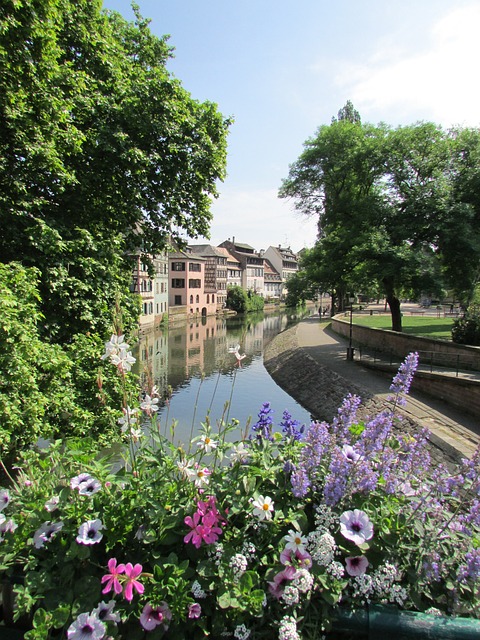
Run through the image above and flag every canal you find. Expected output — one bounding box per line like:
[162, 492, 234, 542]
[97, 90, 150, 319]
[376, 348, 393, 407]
[134, 308, 315, 445]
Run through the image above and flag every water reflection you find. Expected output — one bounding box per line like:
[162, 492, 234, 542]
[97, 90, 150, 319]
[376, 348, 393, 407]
[134, 309, 314, 444]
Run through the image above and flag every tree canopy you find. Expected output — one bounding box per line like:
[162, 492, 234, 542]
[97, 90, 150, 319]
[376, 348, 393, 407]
[0, 0, 230, 341]
[280, 103, 480, 331]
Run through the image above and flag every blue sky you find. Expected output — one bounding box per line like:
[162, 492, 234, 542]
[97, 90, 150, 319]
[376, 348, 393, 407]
[102, 0, 480, 252]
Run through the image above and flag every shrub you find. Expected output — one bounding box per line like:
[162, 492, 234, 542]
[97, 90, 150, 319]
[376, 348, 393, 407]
[452, 307, 480, 345]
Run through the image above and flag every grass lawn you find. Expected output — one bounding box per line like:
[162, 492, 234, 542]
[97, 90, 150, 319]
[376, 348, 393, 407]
[352, 314, 455, 340]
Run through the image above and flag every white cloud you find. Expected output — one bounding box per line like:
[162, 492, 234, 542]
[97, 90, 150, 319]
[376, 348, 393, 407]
[333, 5, 480, 128]
[204, 186, 318, 252]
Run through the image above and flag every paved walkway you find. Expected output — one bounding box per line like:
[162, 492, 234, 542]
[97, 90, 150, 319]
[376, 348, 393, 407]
[296, 316, 480, 459]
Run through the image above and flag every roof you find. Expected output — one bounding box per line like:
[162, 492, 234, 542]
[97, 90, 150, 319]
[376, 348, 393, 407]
[216, 246, 241, 265]
[188, 244, 226, 258]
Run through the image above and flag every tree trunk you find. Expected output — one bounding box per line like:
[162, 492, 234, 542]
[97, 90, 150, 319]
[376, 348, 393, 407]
[383, 277, 402, 332]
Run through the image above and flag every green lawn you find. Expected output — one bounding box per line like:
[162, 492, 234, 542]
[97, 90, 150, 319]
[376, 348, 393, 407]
[352, 314, 455, 340]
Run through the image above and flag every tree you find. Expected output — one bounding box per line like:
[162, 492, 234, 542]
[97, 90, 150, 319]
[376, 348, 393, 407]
[0, 0, 230, 341]
[280, 107, 454, 331]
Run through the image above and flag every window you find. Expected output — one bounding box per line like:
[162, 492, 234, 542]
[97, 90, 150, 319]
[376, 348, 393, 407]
[171, 279, 185, 288]
[189, 279, 201, 288]
[172, 262, 185, 271]
[196, 295, 199, 303]
[174, 295, 182, 305]
[212, 294, 215, 303]
[206, 294, 210, 303]
[190, 295, 193, 304]
[189, 263, 201, 272]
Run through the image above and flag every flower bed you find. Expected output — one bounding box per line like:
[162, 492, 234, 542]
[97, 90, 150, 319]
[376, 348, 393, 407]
[0, 340, 479, 639]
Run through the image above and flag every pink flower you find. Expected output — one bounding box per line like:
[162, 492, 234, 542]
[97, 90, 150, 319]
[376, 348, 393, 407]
[268, 565, 298, 599]
[188, 603, 202, 619]
[280, 546, 313, 569]
[345, 555, 369, 576]
[101, 558, 125, 595]
[184, 511, 222, 548]
[123, 563, 144, 601]
[140, 602, 172, 631]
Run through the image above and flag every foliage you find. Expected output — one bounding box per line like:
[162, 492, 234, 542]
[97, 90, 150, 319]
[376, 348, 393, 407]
[227, 287, 264, 314]
[279, 103, 480, 331]
[452, 308, 480, 345]
[0, 263, 136, 461]
[227, 286, 249, 313]
[1, 340, 480, 639]
[0, 0, 230, 341]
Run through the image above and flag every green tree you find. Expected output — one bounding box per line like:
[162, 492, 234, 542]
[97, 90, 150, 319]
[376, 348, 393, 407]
[227, 285, 248, 313]
[280, 107, 452, 331]
[0, 0, 230, 341]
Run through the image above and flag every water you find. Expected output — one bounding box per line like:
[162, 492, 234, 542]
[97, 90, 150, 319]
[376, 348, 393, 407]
[135, 308, 315, 445]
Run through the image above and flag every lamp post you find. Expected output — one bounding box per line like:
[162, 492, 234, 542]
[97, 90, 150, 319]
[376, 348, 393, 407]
[346, 303, 354, 361]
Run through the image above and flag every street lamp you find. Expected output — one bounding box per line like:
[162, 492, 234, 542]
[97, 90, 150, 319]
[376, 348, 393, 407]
[346, 301, 355, 361]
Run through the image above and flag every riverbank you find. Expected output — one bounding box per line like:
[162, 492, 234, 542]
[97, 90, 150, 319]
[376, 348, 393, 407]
[263, 317, 480, 464]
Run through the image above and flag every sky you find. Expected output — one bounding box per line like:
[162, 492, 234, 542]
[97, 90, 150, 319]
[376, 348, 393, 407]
[102, 0, 480, 253]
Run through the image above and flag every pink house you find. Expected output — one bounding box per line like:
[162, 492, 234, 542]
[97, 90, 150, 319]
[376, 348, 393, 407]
[168, 249, 217, 319]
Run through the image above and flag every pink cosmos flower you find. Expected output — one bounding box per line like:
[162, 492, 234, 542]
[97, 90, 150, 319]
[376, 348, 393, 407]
[101, 558, 125, 595]
[123, 563, 144, 601]
[345, 555, 369, 576]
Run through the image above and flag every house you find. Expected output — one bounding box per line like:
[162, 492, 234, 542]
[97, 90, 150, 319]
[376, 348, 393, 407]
[216, 246, 242, 291]
[218, 238, 265, 297]
[154, 252, 169, 324]
[168, 249, 217, 320]
[188, 244, 228, 311]
[263, 259, 283, 300]
[131, 256, 155, 329]
[263, 245, 299, 299]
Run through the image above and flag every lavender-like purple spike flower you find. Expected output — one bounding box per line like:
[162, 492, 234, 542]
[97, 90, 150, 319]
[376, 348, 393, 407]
[388, 352, 419, 405]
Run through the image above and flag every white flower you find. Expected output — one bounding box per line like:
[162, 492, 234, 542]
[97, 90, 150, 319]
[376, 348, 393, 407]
[67, 612, 106, 640]
[33, 521, 63, 548]
[229, 441, 250, 464]
[185, 464, 211, 488]
[140, 394, 159, 414]
[197, 434, 218, 453]
[284, 529, 307, 553]
[252, 495, 274, 521]
[76, 519, 104, 545]
[77, 477, 102, 497]
[92, 600, 120, 624]
[342, 444, 361, 463]
[45, 496, 60, 512]
[101, 334, 129, 360]
[278, 615, 300, 640]
[234, 623, 251, 640]
[292, 568, 314, 593]
[340, 509, 374, 546]
[0, 489, 10, 511]
[308, 530, 336, 566]
[0, 516, 17, 541]
[282, 585, 300, 606]
[110, 349, 136, 373]
[70, 473, 93, 490]
[118, 406, 138, 430]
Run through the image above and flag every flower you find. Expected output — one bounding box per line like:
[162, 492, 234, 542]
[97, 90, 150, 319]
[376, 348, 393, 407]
[101, 334, 129, 360]
[123, 562, 144, 601]
[33, 521, 63, 548]
[229, 441, 250, 464]
[346, 555, 369, 576]
[110, 348, 136, 373]
[234, 623, 251, 639]
[284, 529, 307, 553]
[45, 496, 60, 512]
[342, 444, 361, 463]
[118, 406, 138, 431]
[197, 433, 218, 453]
[0, 516, 17, 541]
[268, 565, 298, 599]
[70, 473, 93, 490]
[0, 489, 10, 511]
[185, 464, 212, 488]
[252, 495, 274, 520]
[140, 394, 159, 415]
[92, 600, 120, 624]
[77, 477, 102, 496]
[340, 509, 374, 546]
[67, 612, 106, 640]
[188, 603, 202, 619]
[101, 558, 125, 595]
[140, 602, 171, 631]
[76, 519, 104, 545]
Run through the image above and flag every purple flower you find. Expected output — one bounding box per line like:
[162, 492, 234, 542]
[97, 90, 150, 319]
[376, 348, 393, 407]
[140, 602, 172, 631]
[280, 410, 304, 440]
[268, 565, 298, 599]
[388, 352, 419, 402]
[342, 444, 361, 463]
[0, 489, 10, 511]
[92, 600, 120, 624]
[76, 519, 104, 545]
[345, 555, 369, 576]
[339, 509, 374, 546]
[33, 521, 63, 548]
[332, 394, 362, 441]
[251, 402, 274, 441]
[188, 603, 202, 619]
[78, 477, 102, 496]
[67, 612, 105, 640]
[70, 473, 93, 490]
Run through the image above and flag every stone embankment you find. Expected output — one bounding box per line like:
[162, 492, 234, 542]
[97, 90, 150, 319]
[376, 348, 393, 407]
[263, 321, 475, 466]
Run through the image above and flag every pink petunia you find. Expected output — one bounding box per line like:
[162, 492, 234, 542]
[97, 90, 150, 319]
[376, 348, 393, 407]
[101, 558, 125, 595]
[345, 555, 369, 577]
[123, 562, 144, 601]
[268, 565, 298, 599]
